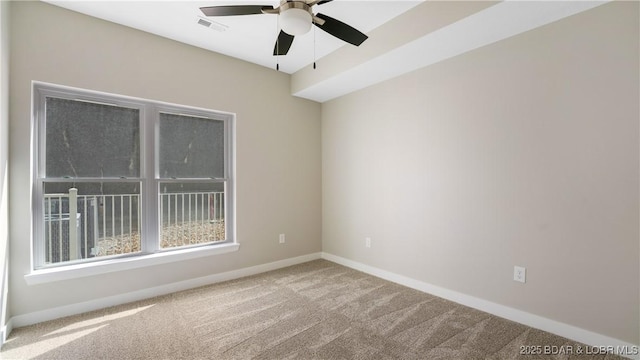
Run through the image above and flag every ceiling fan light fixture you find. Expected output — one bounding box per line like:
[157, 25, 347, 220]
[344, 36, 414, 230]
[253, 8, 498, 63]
[280, 3, 312, 36]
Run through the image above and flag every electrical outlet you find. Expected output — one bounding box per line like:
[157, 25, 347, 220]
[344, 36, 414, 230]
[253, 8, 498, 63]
[279, 234, 285, 244]
[513, 266, 526, 283]
[365, 237, 371, 248]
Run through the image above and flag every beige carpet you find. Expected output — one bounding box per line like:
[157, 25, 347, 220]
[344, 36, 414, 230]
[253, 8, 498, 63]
[0, 260, 624, 359]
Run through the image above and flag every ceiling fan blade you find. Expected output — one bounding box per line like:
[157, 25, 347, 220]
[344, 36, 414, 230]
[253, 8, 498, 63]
[314, 13, 368, 46]
[200, 5, 273, 16]
[318, 0, 334, 4]
[273, 30, 295, 56]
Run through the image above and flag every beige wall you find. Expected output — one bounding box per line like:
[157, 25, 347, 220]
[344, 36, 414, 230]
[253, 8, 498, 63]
[8, 1, 321, 318]
[322, 1, 639, 344]
[0, 0, 11, 339]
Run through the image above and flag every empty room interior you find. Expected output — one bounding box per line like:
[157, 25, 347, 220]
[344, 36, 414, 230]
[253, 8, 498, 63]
[0, 0, 639, 358]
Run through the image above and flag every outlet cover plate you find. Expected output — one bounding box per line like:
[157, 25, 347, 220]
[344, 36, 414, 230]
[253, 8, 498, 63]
[514, 266, 526, 283]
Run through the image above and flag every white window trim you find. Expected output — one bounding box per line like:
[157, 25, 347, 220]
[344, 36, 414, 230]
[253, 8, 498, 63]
[24, 242, 240, 285]
[27, 81, 237, 282]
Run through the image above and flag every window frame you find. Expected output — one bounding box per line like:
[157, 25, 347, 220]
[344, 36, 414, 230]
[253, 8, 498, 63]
[31, 82, 236, 273]
[152, 105, 232, 253]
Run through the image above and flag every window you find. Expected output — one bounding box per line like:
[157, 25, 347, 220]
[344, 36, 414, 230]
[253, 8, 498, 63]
[32, 83, 234, 269]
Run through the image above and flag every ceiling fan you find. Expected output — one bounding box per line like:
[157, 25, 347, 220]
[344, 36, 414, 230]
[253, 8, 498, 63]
[200, 0, 369, 56]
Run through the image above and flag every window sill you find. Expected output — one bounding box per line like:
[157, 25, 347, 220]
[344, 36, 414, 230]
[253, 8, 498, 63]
[24, 242, 240, 285]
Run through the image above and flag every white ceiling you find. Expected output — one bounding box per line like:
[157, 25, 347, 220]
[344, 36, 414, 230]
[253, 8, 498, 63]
[42, 0, 610, 103]
[42, 0, 422, 74]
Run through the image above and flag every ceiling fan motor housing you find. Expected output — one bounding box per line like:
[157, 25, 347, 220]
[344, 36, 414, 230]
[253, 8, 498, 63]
[279, 2, 313, 36]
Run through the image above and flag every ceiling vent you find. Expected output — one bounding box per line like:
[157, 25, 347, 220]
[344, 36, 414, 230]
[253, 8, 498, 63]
[197, 17, 229, 32]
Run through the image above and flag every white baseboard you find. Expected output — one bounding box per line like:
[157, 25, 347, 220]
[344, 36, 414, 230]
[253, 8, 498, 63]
[321, 252, 639, 360]
[0, 318, 9, 348]
[10, 252, 322, 329]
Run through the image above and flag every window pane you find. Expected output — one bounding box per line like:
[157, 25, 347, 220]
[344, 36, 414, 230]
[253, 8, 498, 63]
[159, 113, 224, 179]
[159, 182, 225, 249]
[43, 182, 141, 265]
[45, 98, 140, 178]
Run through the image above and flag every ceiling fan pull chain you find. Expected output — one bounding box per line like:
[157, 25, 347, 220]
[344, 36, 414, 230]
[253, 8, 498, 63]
[276, 19, 280, 71]
[313, 24, 317, 70]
